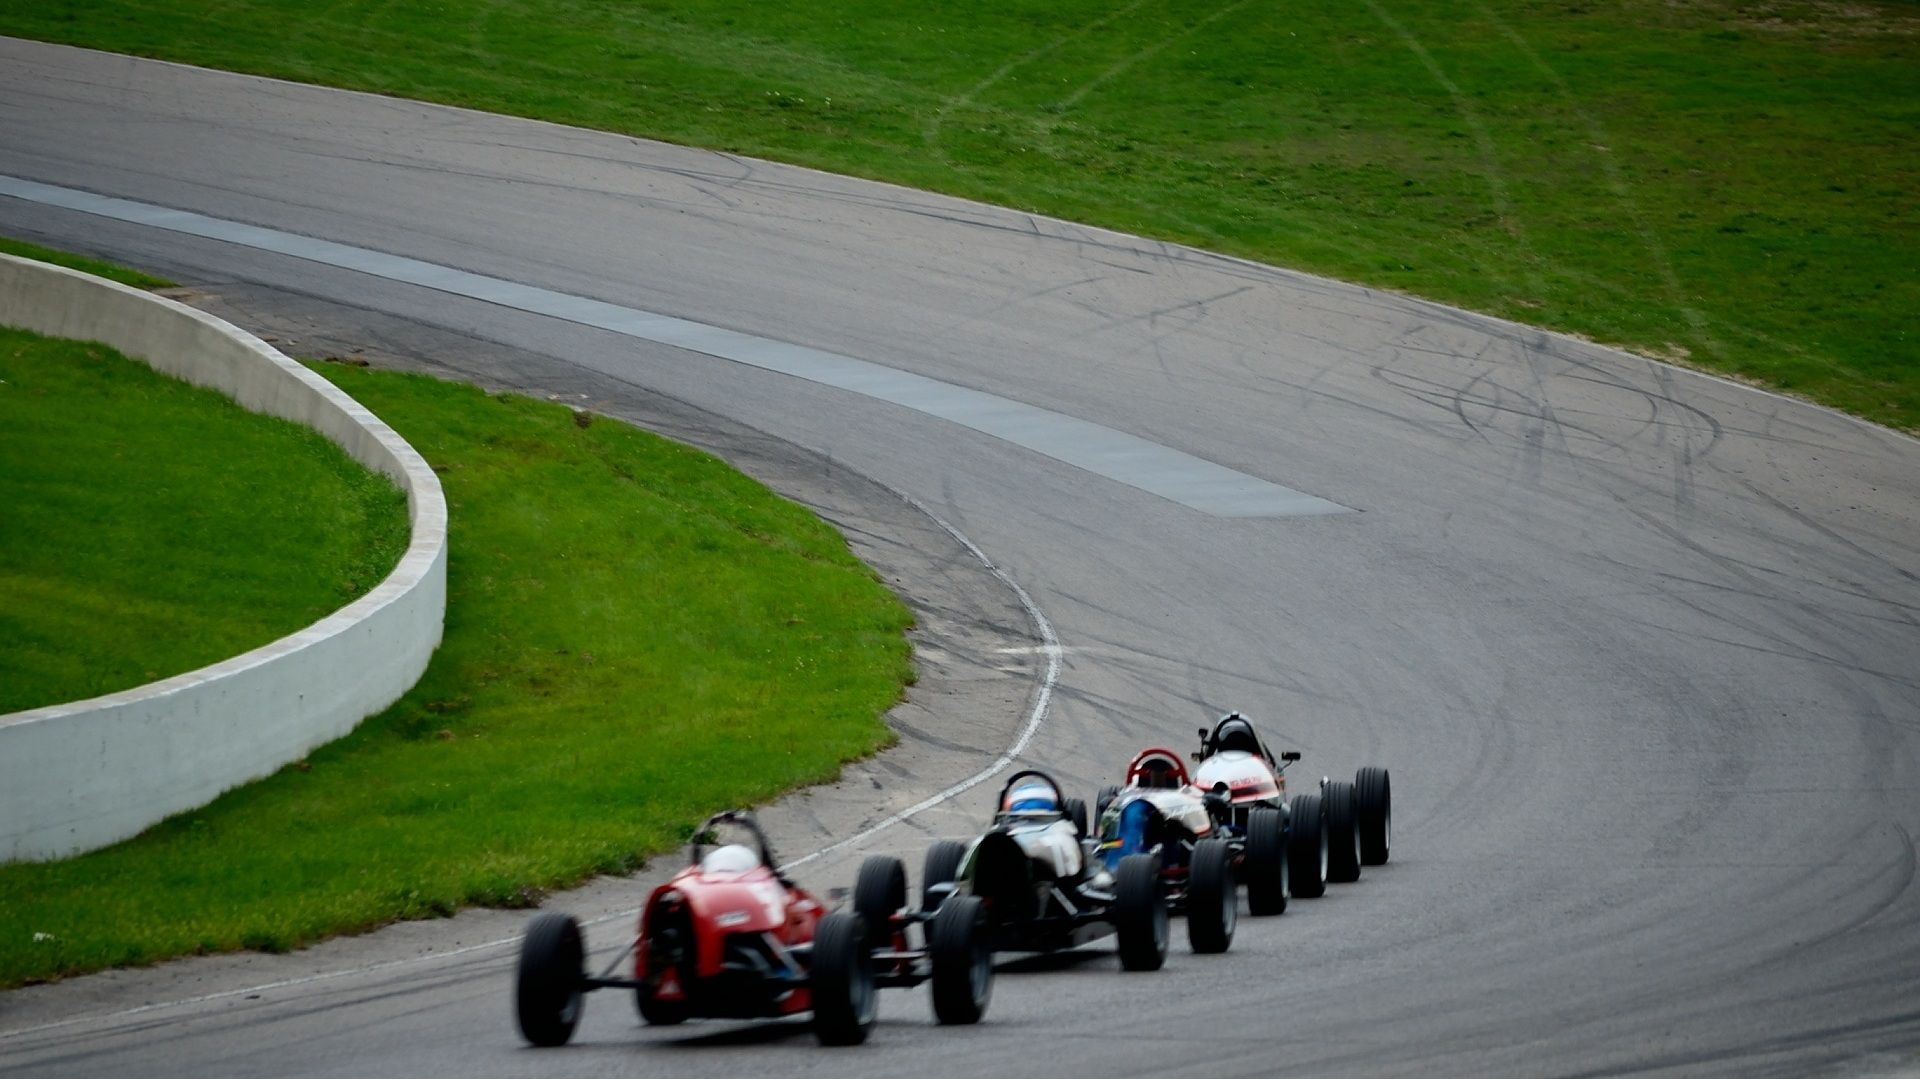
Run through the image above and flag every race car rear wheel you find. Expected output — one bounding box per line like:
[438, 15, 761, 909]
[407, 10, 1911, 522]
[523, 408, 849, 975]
[853, 855, 908, 950]
[515, 913, 584, 1047]
[810, 912, 877, 1046]
[1245, 806, 1288, 916]
[1288, 794, 1329, 899]
[1114, 853, 1169, 972]
[1325, 779, 1363, 884]
[929, 894, 993, 1024]
[1094, 784, 1120, 823]
[1356, 765, 1392, 866]
[1187, 839, 1237, 954]
[922, 839, 968, 912]
[1064, 797, 1090, 840]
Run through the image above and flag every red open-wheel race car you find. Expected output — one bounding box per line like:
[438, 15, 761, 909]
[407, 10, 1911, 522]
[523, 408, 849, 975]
[514, 810, 992, 1048]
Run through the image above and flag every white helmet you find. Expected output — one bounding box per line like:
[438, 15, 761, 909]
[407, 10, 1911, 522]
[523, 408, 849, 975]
[699, 843, 759, 874]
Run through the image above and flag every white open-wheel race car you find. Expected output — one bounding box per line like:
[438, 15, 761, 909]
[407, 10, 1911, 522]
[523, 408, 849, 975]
[914, 770, 1227, 972]
[1181, 712, 1391, 895]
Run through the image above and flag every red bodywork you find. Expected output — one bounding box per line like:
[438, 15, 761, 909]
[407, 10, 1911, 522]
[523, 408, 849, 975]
[1193, 750, 1285, 805]
[634, 862, 827, 1015]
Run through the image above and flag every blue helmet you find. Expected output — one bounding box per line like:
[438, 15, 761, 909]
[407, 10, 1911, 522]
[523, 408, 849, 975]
[1003, 778, 1061, 816]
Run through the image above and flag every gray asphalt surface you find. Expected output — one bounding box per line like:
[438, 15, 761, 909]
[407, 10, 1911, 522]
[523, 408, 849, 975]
[2, 39, 1918, 1077]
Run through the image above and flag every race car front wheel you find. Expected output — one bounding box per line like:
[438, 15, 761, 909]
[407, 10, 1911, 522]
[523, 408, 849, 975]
[1114, 853, 1169, 972]
[811, 912, 877, 1046]
[930, 894, 993, 1024]
[636, 906, 693, 1026]
[1187, 839, 1237, 954]
[515, 913, 585, 1047]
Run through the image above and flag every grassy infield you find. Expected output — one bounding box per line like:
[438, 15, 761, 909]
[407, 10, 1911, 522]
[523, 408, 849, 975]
[0, 329, 407, 715]
[0, 339, 910, 985]
[1, 0, 1913, 986]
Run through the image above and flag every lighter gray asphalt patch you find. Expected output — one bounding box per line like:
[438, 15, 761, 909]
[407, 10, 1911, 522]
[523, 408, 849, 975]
[0, 175, 1347, 518]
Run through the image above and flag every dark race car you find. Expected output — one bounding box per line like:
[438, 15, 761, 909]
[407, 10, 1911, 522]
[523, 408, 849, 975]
[1092, 748, 1291, 940]
[513, 810, 991, 1048]
[1188, 712, 1392, 895]
[918, 770, 1202, 972]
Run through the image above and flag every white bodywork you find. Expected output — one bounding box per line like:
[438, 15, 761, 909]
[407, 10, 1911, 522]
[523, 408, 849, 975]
[1126, 788, 1215, 837]
[1005, 817, 1085, 879]
[1193, 750, 1282, 803]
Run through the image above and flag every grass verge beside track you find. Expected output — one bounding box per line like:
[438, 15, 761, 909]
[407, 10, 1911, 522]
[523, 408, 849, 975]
[0, 327, 407, 713]
[0, 362, 913, 988]
[0, 1, 1911, 428]
[0, 238, 174, 290]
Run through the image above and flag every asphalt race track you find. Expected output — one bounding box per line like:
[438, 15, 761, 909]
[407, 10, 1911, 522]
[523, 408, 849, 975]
[2, 39, 1917, 1077]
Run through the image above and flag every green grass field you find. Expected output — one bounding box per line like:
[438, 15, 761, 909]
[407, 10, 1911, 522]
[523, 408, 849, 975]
[0, 361, 913, 988]
[1, 1, 1911, 428]
[0, 327, 406, 713]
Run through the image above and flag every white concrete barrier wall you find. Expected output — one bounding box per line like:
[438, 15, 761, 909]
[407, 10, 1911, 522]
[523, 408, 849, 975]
[0, 254, 448, 861]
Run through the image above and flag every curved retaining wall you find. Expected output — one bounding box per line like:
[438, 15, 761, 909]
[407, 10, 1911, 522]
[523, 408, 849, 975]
[0, 254, 448, 861]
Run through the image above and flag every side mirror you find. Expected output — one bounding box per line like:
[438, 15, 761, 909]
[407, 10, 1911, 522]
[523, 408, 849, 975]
[1190, 751, 1204, 762]
[1281, 751, 1302, 762]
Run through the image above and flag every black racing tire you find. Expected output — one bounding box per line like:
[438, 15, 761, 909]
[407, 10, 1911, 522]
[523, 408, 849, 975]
[853, 855, 908, 949]
[810, 912, 877, 1046]
[1095, 784, 1121, 823]
[1356, 766, 1392, 866]
[1064, 797, 1090, 840]
[929, 894, 993, 1025]
[922, 839, 968, 912]
[1325, 779, 1362, 884]
[1113, 853, 1169, 972]
[1186, 839, 1237, 954]
[515, 913, 584, 1047]
[1288, 794, 1329, 899]
[1245, 806, 1289, 916]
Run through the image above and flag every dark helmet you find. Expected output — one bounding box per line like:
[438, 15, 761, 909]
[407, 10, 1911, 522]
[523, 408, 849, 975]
[1137, 754, 1182, 789]
[1212, 713, 1261, 756]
